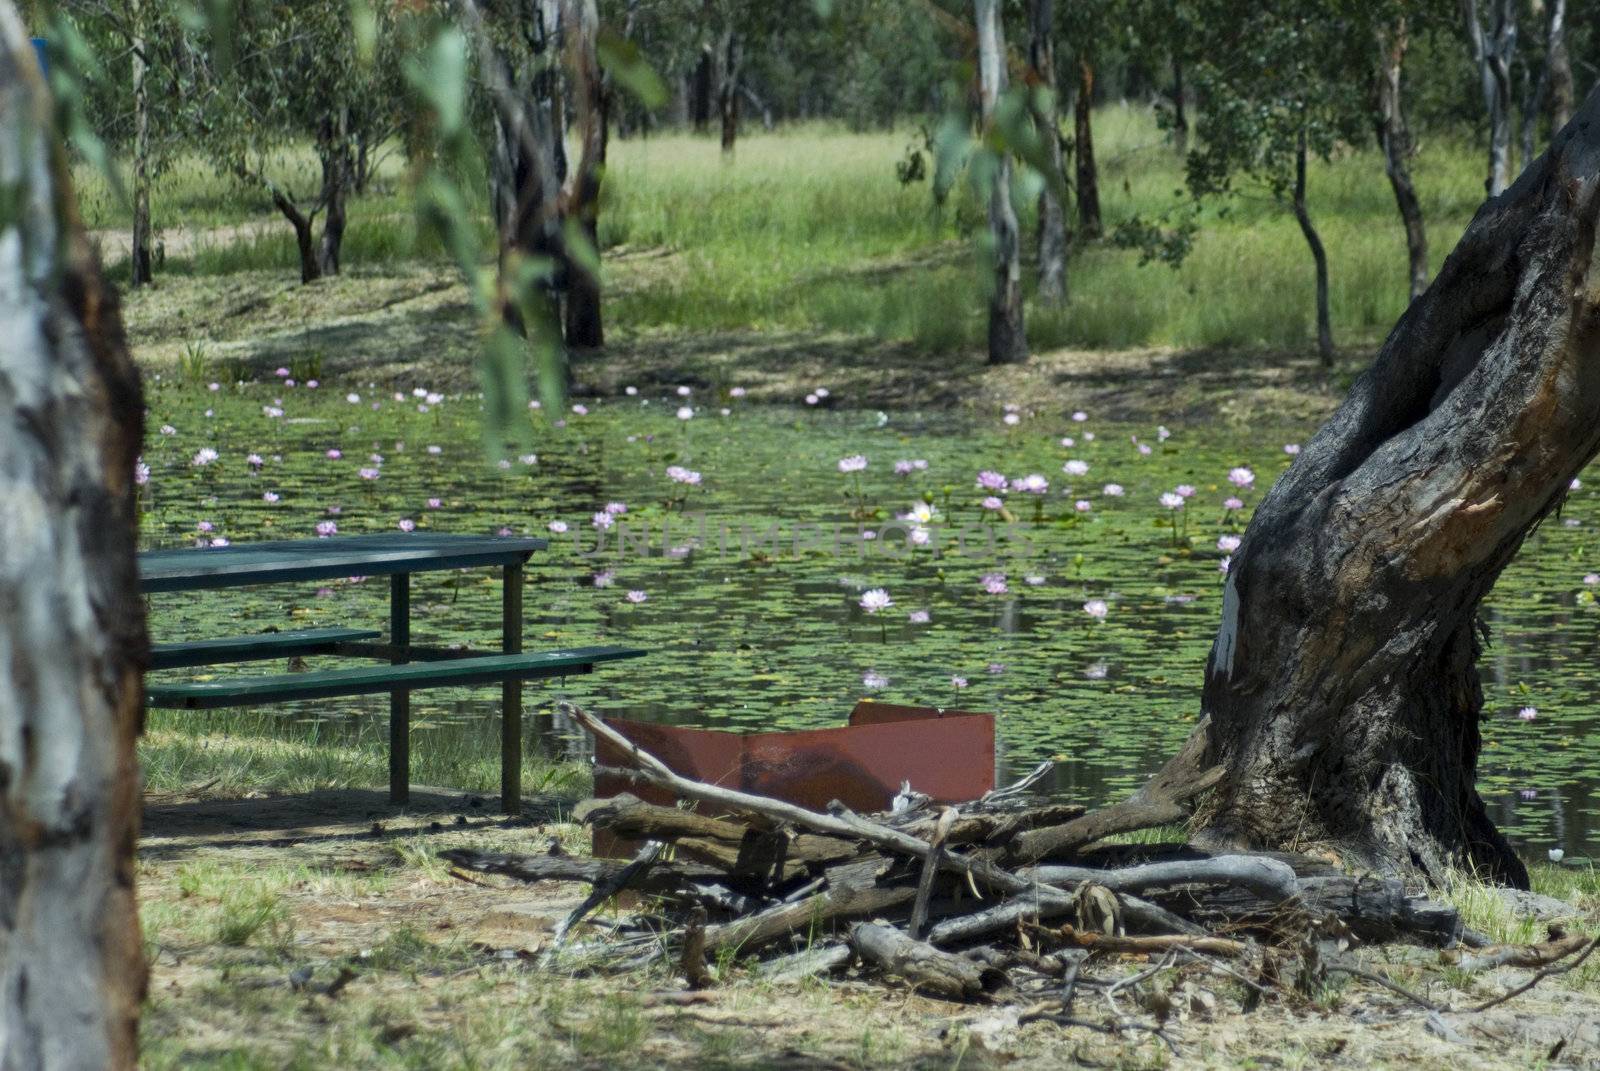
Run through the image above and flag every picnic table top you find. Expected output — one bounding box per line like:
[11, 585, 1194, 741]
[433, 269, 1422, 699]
[138, 533, 548, 593]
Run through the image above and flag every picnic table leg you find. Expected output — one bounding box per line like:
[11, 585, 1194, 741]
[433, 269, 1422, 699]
[390, 572, 410, 805]
[501, 561, 524, 815]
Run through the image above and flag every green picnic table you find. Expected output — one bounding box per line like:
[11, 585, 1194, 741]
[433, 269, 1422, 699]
[139, 533, 646, 814]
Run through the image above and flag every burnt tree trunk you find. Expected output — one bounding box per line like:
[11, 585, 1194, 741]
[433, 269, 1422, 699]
[1188, 86, 1600, 889]
[717, 29, 740, 155]
[1375, 19, 1429, 302]
[562, 0, 604, 349]
[1289, 131, 1334, 365]
[1073, 58, 1101, 240]
[0, 9, 149, 1066]
[1462, 0, 1517, 197]
[975, 0, 1026, 365]
[129, 0, 152, 288]
[1028, 0, 1067, 304]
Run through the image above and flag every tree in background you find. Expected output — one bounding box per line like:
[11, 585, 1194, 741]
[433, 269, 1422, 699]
[1461, 0, 1516, 196]
[973, 0, 1024, 365]
[1183, 2, 1373, 365]
[1059, 0, 1106, 239]
[191, 1, 405, 283]
[62, 0, 187, 287]
[1027, 0, 1067, 303]
[0, 6, 148, 1066]
[1374, 12, 1429, 301]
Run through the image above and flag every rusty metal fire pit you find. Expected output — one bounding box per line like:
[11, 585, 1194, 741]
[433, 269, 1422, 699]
[592, 700, 995, 856]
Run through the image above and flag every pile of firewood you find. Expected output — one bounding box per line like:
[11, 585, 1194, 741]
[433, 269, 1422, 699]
[441, 705, 1597, 1044]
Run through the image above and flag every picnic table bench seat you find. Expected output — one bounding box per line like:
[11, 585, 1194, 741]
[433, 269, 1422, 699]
[150, 627, 383, 670]
[146, 645, 648, 710]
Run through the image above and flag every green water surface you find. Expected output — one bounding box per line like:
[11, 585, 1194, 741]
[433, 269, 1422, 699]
[138, 377, 1600, 861]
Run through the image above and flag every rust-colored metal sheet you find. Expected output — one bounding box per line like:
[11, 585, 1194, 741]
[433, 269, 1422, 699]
[592, 700, 994, 856]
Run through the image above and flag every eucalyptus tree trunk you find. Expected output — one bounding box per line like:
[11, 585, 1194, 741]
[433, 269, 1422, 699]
[974, 0, 1025, 365]
[1170, 56, 1188, 156]
[314, 109, 352, 278]
[562, 0, 604, 349]
[267, 187, 322, 284]
[1520, 0, 1571, 158]
[1375, 19, 1428, 302]
[1185, 87, 1600, 889]
[0, 8, 149, 1067]
[1546, 0, 1572, 131]
[1288, 132, 1334, 365]
[1073, 59, 1101, 239]
[486, 0, 566, 342]
[717, 28, 740, 155]
[1462, 0, 1517, 197]
[128, 0, 152, 287]
[1028, 0, 1067, 304]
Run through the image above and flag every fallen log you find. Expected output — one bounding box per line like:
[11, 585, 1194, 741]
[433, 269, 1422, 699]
[1022, 855, 1300, 903]
[849, 922, 1004, 1000]
[1008, 764, 1225, 864]
[1049, 924, 1249, 957]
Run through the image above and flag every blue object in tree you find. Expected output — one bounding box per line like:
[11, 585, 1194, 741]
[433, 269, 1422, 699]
[30, 36, 46, 79]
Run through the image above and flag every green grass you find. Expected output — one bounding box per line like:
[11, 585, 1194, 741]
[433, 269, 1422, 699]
[140, 708, 589, 800]
[87, 107, 1499, 357]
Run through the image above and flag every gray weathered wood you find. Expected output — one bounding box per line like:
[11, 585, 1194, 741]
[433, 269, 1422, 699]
[850, 922, 1003, 1000]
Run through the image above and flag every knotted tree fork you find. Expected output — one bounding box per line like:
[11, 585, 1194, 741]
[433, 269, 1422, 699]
[1179, 84, 1600, 888]
[0, 8, 148, 1067]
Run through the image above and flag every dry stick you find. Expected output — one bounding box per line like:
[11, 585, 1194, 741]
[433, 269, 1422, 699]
[1010, 764, 1225, 864]
[1444, 933, 1591, 973]
[548, 838, 665, 955]
[1322, 963, 1444, 1012]
[1465, 935, 1600, 1013]
[1052, 925, 1249, 957]
[909, 808, 957, 940]
[573, 706, 1172, 929]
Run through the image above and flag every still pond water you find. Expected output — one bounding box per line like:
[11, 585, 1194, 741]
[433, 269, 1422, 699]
[140, 378, 1600, 862]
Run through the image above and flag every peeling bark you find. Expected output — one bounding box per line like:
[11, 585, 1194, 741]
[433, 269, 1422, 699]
[1189, 86, 1600, 888]
[0, 7, 148, 1067]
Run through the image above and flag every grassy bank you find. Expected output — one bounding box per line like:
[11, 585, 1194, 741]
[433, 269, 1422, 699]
[91, 107, 1493, 362]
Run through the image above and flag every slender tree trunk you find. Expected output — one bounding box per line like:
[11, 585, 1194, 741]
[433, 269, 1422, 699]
[562, 0, 604, 349]
[1546, 0, 1572, 130]
[0, 9, 149, 1066]
[1073, 58, 1102, 240]
[315, 110, 351, 278]
[1375, 19, 1429, 301]
[1028, 0, 1067, 304]
[268, 187, 322, 284]
[1170, 56, 1188, 155]
[975, 0, 1026, 365]
[717, 29, 740, 155]
[1186, 87, 1600, 890]
[1462, 0, 1517, 196]
[129, 0, 152, 287]
[1290, 131, 1334, 365]
[690, 45, 713, 133]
